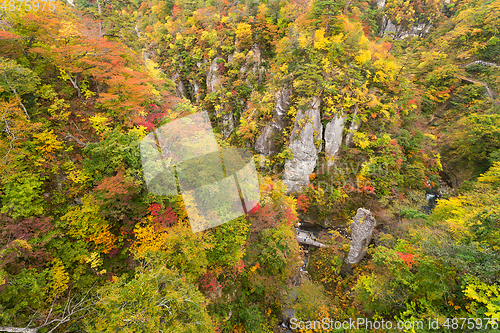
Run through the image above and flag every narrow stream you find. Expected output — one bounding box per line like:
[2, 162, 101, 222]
[281, 189, 439, 331]
[423, 190, 439, 214]
[281, 223, 328, 331]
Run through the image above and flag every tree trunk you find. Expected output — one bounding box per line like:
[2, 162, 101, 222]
[97, 0, 102, 36]
[344, 0, 353, 15]
[65, 133, 87, 146]
[66, 71, 82, 98]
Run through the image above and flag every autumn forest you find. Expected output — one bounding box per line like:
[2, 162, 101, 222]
[0, 0, 499, 331]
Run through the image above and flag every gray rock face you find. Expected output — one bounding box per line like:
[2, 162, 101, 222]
[254, 88, 291, 155]
[346, 208, 377, 264]
[192, 81, 201, 103]
[398, 23, 431, 39]
[344, 104, 361, 148]
[247, 44, 262, 69]
[206, 57, 234, 138]
[239, 44, 266, 88]
[283, 97, 322, 193]
[380, 16, 398, 37]
[254, 123, 281, 155]
[172, 72, 187, 99]
[381, 16, 431, 39]
[207, 57, 222, 93]
[324, 112, 346, 167]
[220, 111, 235, 139]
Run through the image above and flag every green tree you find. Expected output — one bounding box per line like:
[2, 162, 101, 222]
[0, 172, 45, 219]
[86, 259, 215, 333]
[0, 57, 40, 120]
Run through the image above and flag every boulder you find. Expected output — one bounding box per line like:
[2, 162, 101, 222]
[346, 208, 377, 264]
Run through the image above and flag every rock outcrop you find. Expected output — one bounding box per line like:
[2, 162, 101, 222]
[248, 44, 265, 86]
[207, 57, 222, 93]
[219, 111, 235, 139]
[344, 104, 361, 148]
[172, 72, 188, 99]
[377, 0, 432, 39]
[324, 112, 346, 167]
[206, 57, 235, 138]
[380, 17, 431, 39]
[247, 44, 262, 70]
[254, 88, 291, 155]
[460, 60, 500, 68]
[283, 97, 322, 193]
[346, 208, 377, 264]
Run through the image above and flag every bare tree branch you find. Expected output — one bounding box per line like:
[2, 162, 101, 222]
[65, 71, 82, 98]
[1, 73, 29, 120]
[0, 326, 38, 332]
[0, 285, 97, 333]
[65, 133, 87, 146]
